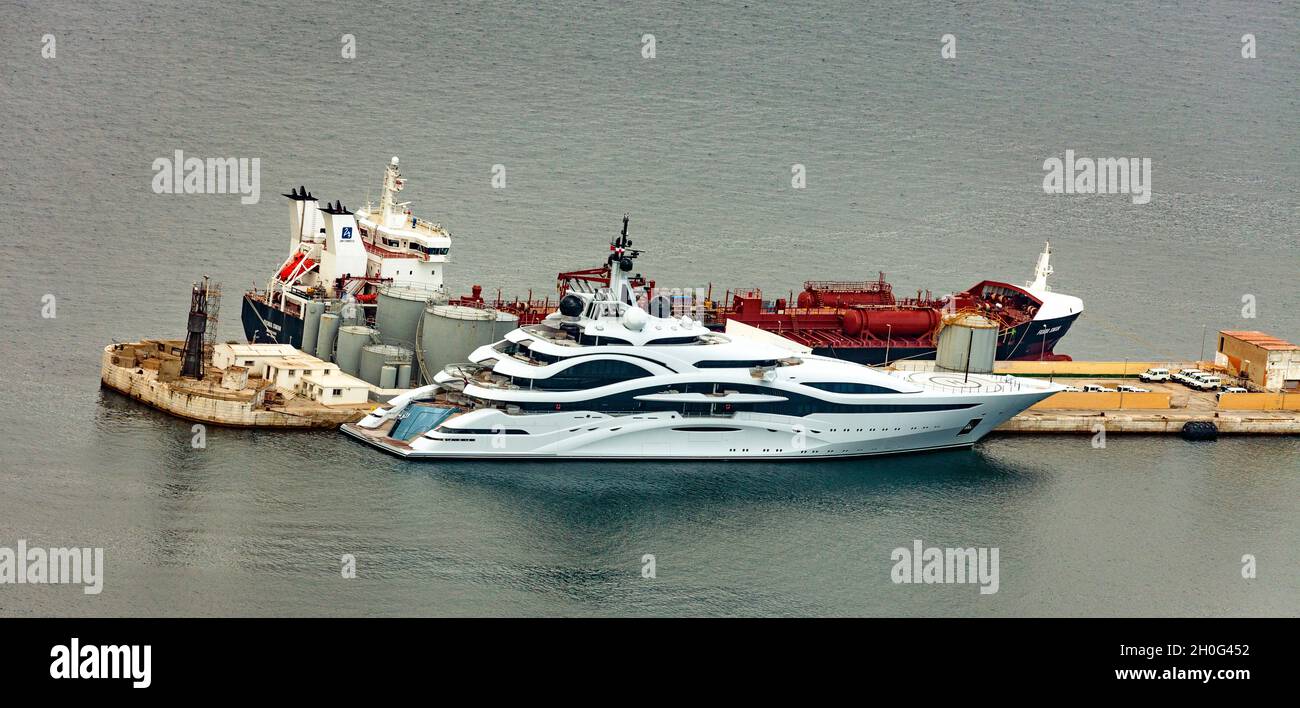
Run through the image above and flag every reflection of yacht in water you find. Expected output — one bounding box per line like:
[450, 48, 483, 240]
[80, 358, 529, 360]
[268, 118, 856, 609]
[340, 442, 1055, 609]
[241, 157, 451, 347]
[341, 217, 1063, 460]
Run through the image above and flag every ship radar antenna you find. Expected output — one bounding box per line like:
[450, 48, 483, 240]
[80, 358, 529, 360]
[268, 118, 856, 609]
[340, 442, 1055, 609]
[602, 214, 644, 307]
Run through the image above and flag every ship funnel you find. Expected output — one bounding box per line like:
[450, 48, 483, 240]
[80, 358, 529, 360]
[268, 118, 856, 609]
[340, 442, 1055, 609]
[319, 201, 366, 279]
[286, 184, 317, 248]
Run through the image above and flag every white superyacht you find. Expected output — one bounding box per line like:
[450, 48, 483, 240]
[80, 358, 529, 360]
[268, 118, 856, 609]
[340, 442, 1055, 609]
[341, 218, 1062, 459]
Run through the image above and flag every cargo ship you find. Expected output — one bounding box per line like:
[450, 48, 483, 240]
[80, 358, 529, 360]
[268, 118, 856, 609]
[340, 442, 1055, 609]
[241, 156, 454, 350]
[696, 243, 1083, 365]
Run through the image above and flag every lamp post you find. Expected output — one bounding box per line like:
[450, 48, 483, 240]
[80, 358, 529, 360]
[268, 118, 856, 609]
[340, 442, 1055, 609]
[1199, 324, 1207, 366]
[1120, 357, 1127, 409]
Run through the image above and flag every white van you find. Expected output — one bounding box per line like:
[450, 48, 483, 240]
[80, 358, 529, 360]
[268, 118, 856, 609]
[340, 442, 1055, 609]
[1139, 368, 1169, 382]
[1172, 369, 1204, 386]
[1191, 373, 1222, 391]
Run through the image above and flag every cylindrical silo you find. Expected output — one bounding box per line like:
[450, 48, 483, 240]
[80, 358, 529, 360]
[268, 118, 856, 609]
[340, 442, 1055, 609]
[396, 363, 412, 389]
[935, 313, 998, 373]
[336, 325, 378, 376]
[315, 313, 340, 362]
[492, 310, 520, 340]
[420, 304, 498, 381]
[360, 343, 412, 386]
[379, 365, 397, 389]
[376, 283, 438, 350]
[300, 300, 326, 356]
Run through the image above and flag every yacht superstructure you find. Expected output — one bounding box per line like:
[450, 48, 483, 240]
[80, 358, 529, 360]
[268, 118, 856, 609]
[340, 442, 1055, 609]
[341, 217, 1064, 460]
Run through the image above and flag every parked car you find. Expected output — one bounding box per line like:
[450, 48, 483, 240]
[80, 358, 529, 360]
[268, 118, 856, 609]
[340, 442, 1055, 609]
[1190, 373, 1223, 391]
[1138, 368, 1170, 382]
[1172, 369, 1204, 386]
[1061, 385, 1083, 392]
[1216, 387, 1249, 402]
[1082, 384, 1117, 393]
[1116, 385, 1150, 393]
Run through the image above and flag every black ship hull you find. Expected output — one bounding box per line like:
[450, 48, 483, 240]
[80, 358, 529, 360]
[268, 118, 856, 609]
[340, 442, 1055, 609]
[241, 294, 306, 346]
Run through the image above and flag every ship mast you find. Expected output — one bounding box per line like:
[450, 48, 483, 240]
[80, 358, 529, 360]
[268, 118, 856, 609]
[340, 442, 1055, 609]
[1027, 242, 1054, 292]
[379, 156, 404, 227]
[607, 214, 640, 306]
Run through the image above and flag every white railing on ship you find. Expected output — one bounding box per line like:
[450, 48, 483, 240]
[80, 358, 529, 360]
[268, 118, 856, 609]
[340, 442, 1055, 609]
[907, 375, 1024, 394]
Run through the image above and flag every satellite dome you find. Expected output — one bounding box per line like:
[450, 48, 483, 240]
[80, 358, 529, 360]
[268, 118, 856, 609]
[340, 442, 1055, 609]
[622, 306, 648, 331]
[559, 294, 584, 317]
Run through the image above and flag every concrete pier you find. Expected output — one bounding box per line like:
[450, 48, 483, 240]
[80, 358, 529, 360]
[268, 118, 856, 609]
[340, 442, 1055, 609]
[894, 359, 1300, 435]
[997, 376, 1299, 435]
[101, 341, 374, 428]
[999, 410, 1300, 434]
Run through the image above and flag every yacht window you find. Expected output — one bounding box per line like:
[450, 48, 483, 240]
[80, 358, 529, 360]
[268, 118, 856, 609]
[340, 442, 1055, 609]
[516, 360, 652, 390]
[645, 335, 702, 345]
[694, 359, 781, 369]
[508, 382, 978, 415]
[517, 343, 564, 365]
[803, 382, 899, 394]
[576, 332, 633, 346]
[438, 427, 529, 435]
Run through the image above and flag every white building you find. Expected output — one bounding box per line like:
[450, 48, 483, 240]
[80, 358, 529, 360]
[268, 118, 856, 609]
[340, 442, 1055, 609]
[263, 356, 341, 392]
[298, 373, 370, 405]
[213, 343, 300, 376]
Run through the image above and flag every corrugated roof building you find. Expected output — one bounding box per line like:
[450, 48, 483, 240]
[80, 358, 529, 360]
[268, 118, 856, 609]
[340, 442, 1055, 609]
[1216, 330, 1300, 391]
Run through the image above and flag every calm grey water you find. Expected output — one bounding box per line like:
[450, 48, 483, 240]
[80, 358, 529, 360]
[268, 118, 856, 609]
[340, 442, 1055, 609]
[1, 1, 1296, 616]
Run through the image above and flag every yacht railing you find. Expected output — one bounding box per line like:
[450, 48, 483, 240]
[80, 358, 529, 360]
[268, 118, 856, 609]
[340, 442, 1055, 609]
[902, 374, 1026, 394]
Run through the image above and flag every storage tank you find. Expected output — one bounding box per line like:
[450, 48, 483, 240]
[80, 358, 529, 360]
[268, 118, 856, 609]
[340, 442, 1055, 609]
[300, 300, 326, 356]
[841, 308, 941, 339]
[336, 325, 378, 376]
[492, 310, 520, 339]
[419, 304, 498, 381]
[315, 312, 340, 362]
[935, 313, 998, 373]
[396, 363, 412, 389]
[379, 365, 397, 389]
[797, 279, 895, 308]
[360, 344, 412, 387]
[376, 283, 439, 349]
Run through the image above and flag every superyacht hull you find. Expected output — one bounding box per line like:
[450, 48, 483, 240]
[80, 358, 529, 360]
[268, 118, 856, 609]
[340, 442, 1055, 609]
[339, 382, 1051, 460]
[341, 421, 976, 461]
